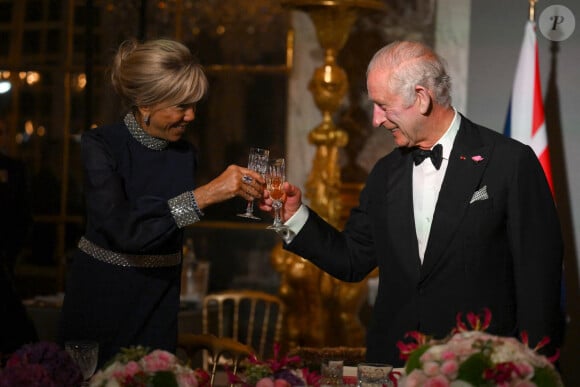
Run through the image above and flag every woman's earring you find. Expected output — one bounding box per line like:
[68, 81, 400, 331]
[144, 115, 150, 126]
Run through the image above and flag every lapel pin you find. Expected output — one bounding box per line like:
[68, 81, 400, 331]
[460, 155, 466, 160]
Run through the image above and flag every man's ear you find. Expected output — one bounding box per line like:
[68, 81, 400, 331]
[415, 85, 432, 115]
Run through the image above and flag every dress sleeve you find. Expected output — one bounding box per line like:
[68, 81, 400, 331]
[81, 131, 182, 252]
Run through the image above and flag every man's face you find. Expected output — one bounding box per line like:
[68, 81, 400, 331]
[367, 68, 422, 148]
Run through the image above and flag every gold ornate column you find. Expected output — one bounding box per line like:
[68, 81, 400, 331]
[273, 0, 385, 349]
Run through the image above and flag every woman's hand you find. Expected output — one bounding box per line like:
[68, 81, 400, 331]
[193, 164, 265, 210]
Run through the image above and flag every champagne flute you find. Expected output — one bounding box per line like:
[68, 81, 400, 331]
[237, 147, 269, 220]
[266, 158, 289, 232]
[65, 340, 99, 386]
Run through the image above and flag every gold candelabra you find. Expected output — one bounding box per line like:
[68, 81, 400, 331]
[273, 0, 385, 350]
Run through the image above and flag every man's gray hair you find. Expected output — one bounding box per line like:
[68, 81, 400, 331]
[367, 41, 452, 107]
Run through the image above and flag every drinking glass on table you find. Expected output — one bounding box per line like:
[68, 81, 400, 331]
[321, 359, 344, 386]
[65, 340, 99, 386]
[357, 362, 394, 387]
[265, 158, 289, 232]
[237, 147, 269, 220]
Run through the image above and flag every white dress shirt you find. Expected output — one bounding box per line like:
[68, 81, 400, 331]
[413, 110, 460, 262]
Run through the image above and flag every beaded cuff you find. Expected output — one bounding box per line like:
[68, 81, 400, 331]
[168, 191, 203, 228]
[191, 193, 204, 217]
[124, 112, 168, 151]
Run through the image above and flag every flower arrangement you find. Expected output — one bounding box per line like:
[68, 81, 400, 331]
[228, 343, 321, 387]
[0, 341, 83, 387]
[89, 346, 210, 387]
[397, 309, 563, 387]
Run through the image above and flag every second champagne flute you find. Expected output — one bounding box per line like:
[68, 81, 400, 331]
[266, 158, 289, 232]
[237, 147, 269, 220]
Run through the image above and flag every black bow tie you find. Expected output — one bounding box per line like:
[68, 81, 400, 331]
[413, 144, 443, 170]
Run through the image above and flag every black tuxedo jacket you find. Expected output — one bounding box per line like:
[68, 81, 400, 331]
[285, 116, 564, 367]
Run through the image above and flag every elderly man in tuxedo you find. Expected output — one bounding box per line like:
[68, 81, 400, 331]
[261, 41, 564, 367]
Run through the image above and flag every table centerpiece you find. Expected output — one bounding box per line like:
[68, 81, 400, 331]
[396, 308, 563, 387]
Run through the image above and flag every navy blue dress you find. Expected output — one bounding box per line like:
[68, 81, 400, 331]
[59, 115, 197, 366]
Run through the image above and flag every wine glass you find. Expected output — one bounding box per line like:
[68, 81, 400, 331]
[266, 158, 289, 232]
[237, 147, 270, 220]
[65, 340, 99, 386]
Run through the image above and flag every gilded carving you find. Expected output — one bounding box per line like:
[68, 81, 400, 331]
[273, 0, 385, 349]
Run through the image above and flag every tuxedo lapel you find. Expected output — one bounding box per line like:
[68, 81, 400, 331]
[384, 149, 422, 279]
[420, 119, 493, 280]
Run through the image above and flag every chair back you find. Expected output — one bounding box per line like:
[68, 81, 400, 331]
[202, 289, 285, 362]
[178, 333, 253, 387]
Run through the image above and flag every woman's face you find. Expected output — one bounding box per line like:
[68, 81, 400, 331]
[142, 103, 197, 142]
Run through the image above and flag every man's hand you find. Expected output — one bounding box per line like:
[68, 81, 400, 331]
[259, 182, 302, 222]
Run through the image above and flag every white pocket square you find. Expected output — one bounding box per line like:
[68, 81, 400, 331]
[470, 185, 489, 204]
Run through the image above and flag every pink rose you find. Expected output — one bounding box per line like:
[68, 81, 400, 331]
[142, 350, 175, 372]
[440, 360, 458, 378]
[274, 379, 291, 387]
[440, 350, 456, 361]
[177, 372, 200, 387]
[124, 361, 141, 377]
[423, 361, 440, 377]
[256, 377, 275, 387]
[400, 370, 427, 387]
[423, 375, 450, 387]
[420, 351, 434, 362]
[112, 361, 141, 380]
[513, 361, 534, 377]
[471, 155, 484, 162]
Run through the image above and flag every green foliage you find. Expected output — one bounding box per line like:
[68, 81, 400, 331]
[105, 345, 151, 367]
[532, 366, 564, 387]
[243, 364, 274, 385]
[149, 370, 179, 387]
[456, 352, 492, 386]
[404, 345, 431, 375]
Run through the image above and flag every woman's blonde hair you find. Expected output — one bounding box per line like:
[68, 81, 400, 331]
[110, 39, 208, 110]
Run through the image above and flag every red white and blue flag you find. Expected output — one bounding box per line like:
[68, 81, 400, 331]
[504, 20, 554, 194]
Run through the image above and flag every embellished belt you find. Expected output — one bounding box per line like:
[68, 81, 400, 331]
[78, 237, 181, 268]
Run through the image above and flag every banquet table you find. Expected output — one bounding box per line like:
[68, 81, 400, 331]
[23, 295, 405, 385]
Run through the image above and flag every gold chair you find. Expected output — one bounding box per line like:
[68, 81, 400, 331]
[202, 290, 285, 364]
[178, 333, 254, 387]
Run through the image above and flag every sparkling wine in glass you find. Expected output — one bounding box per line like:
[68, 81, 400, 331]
[266, 158, 289, 232]
[237, 147, 270, 220]
[65, 340, 99, 386]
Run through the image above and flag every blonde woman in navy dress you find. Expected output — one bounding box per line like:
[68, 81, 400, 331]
[59, 39, 264, 366]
